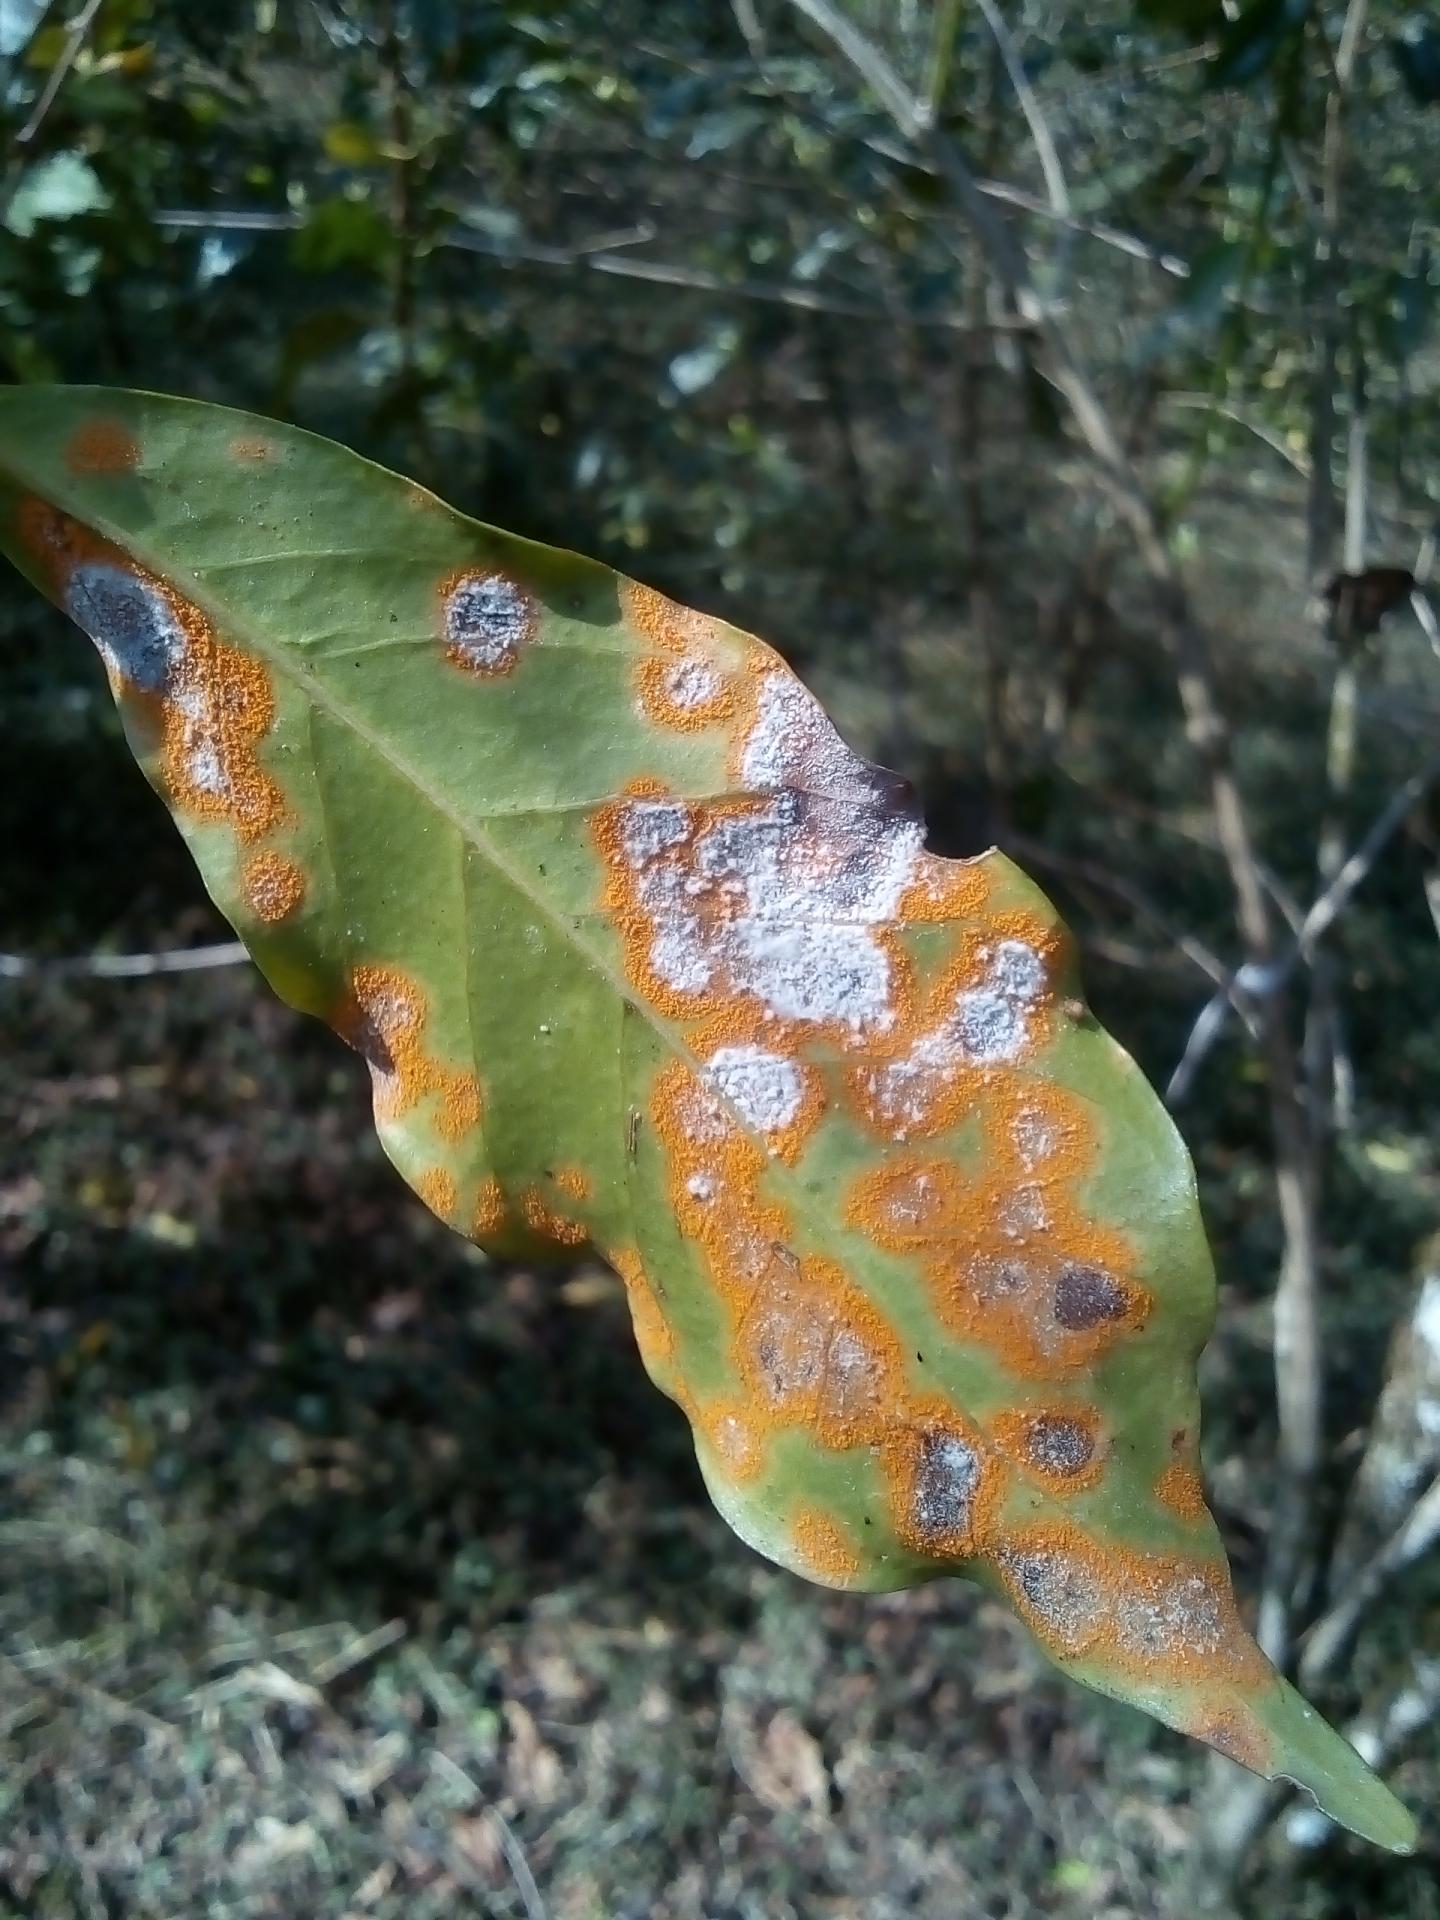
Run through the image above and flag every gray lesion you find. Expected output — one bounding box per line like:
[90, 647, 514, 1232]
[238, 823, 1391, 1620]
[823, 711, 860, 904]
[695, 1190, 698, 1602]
[66, 562, 186, 692]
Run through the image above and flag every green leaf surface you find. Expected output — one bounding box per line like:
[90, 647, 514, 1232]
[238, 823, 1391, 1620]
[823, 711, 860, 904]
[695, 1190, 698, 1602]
[0, 385, 1414, 1855]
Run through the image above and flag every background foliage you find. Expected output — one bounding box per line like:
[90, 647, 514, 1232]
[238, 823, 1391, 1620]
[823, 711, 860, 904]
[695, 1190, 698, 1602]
[1, 2, 1438, 1915]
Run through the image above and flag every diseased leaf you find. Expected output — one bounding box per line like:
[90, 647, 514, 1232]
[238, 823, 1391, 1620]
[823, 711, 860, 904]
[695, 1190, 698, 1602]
[0, 386, 1415, 1854]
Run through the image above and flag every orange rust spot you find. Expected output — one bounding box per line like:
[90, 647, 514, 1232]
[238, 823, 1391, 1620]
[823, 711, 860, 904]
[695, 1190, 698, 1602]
[518, 1169, 591, 1249]
[691, 1395, 767, 1483]
[650, 1050, 911, 1459]
[342, 964, 482, 1141]
[438, 566, 536, 679]
[737, 1251, 906, 1450]
[436, 1073, 483, 1144]
[610, 1245, 676, 1379]
[1193, 1708, 1273, 1774]
[19, 499, 285, 844]
[791, 1507, 862, 1585]
[845, 909, 1067, 1143]
[845, 1154, 973, 1253]
[990, 1520, 1268, 1687]
[473, 1175, 508, 1239]
[242, 849, 306, 923]
[897, 851, 992, 924]
[843, 1086, 1148, 1381]
[622, 578, 731, 657]
[229, 436, 275, 462]
[883, 1402, 1001, 1562]
[992, 1405, 1105, 1493]
[634, 638, 738, 733]
[415, 1166, 458, 1221]
[66, 419, 140, 475]
[1156, 1460, 1208, 1522]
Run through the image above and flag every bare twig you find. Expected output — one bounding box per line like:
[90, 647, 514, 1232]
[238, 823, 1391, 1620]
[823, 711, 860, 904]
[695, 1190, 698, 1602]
[920, 0, 963, 128]
[1166, 739, 1440, 1101]
[729, 0, 767, 63]
[1164, 393, 1311, 479]
[1298, 1470, 1440, 1688]
[14, 0, 102, 147]
[974, 0, 1069, 225]
[152, 206, 1025, 335]
[0, 941, 250, 981]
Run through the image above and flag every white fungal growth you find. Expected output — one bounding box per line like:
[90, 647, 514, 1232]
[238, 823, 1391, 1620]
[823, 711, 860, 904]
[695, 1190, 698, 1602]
[1011, 1105, 1059, 1170]
[1001, 1544, 1106, 1649]
[705, 1044, 804, 1137]
[911, 1432, 980, 1542]
[1118, 1572, 1225, 1660]
[66, 563, 187, 691]
[741, 669, 898, 805]
[663, 658, 722, 709]
[616, 665, 926, 1035]
[748, 1296, 827, 1401]
[686, 1172, 716, 1202]
[637, 788, 922, 1034]
[620, 799, 691, 866]
[445, 571, 532, 671]
[186, 734, 230, 798]
[865, 936, 1048, 1128]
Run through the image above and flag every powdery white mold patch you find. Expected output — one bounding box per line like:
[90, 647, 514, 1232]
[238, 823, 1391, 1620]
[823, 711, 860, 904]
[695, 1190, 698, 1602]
[1000, 1543, 1107, 1650]
[748, 1294, 828, 1402]
[173, 687, 232, 799]
[1117, 1571, 1226, 1661]
[911, 1431, 981, 1543]
[742, 669, 902, 808]
[620, 798, 692, 866]
[664, 658, 722, 710]
[630, 787, 923, 1034]
[1011, 1104, 1061, 1170]
[444, 570, 534, 674]
[704, 1044, 803, 1138]
[862, 936, 1048, 1134]
[66, 562, 187, 692]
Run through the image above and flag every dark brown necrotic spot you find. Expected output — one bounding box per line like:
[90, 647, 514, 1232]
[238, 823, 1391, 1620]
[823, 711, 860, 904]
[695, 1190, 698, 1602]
[1026, 1414, 1095, 1477]
[1053, 1263, 1128, 1331]
[911, 1430, 980, 1542]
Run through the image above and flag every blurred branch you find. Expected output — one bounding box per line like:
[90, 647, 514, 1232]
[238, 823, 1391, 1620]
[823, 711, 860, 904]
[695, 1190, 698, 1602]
[974, 0, 1069, 225]
[1164, 394, 1311, 479]
[728, 0, 767, 62]
[13, 0, 103, 148]
[974, 177, 1189, 277]
[1298, 1470, 1440, 1689]
[0, 942, 250, 981]
[920, 0, 962, 127]
[151, 207, 1024, 335]
[1166, 738, 1440, 1103]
